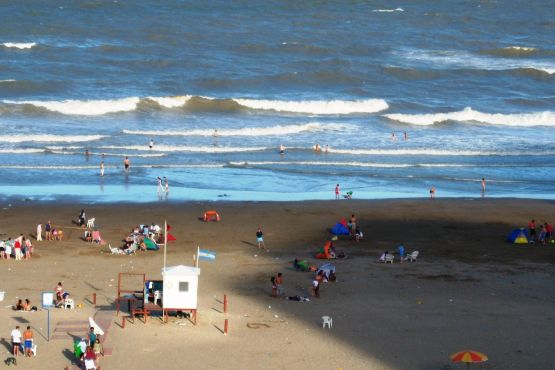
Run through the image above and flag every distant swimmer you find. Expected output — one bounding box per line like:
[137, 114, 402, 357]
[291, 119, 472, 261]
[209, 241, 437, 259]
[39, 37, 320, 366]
[85, 149, 90, 157]
[124, 156, 130, 172]
[391, 132, 396, 141]
[324, 144, 329, 153]
[314, 143, 321, 152]
[100, 161, 104, 177]
[404, 131, 408, 140]
[213, 129, 219, 137]
[149, 139, 154, 149]
[279, 144, 285, 154]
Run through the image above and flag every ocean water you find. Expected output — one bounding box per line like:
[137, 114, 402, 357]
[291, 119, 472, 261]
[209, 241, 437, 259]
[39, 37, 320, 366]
[0, 0, 554, 202]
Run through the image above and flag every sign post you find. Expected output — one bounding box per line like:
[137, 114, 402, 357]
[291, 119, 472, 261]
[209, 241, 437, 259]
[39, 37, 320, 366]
[41, 292, 54, 342]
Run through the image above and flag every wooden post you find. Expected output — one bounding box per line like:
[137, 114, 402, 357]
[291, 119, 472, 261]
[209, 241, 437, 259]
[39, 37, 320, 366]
[92, 293, 97, 306]
[223, 294, 227, 313]
[224, 319, 228, 335]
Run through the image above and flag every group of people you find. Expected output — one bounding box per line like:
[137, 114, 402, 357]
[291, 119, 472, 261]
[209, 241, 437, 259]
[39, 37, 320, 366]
[348, 214, 363, 242]
[157, 177, 170, 196]
[37, 220, 63, 241]
[75, 327, 104, 369]
[528, 219, 553, 245]
[13, 298, 36, 311]
[0, 234, 34, 260]
[121, 223, 162, 253]
[10, 325, 34, 358]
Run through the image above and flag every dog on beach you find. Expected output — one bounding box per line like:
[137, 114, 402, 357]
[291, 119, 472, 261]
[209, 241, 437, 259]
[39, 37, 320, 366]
[5, 356, 17, 366]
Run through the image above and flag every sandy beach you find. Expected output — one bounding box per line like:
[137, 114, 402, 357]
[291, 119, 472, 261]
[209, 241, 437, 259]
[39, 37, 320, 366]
[1, 198, 554, 370]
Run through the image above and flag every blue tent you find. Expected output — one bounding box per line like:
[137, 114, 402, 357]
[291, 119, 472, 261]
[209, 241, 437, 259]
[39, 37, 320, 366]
[330, 222, 349, 235]
[506, 228, 529, 243]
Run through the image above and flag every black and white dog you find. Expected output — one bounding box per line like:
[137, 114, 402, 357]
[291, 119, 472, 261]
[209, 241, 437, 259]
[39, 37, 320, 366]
[5, 356, 17, 366]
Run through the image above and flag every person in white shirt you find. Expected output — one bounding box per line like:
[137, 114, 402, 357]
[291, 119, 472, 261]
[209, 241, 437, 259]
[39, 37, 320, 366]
[36, 223, 42, 241]
[11, 325, 22, 356]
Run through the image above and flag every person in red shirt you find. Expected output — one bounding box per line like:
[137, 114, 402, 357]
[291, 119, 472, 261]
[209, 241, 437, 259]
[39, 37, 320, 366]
[545, 222, 553, 243]
[528, 219, 536, 243]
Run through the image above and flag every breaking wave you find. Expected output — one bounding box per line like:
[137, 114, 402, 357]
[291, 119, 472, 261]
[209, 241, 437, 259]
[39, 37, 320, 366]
[384, 107, 555, 127]
[372, 8, 404, 12]
[481, 46, 538, 57]
[2, 42, 36, 49]
[234, 98, 389, 114]
[0, 134, 106, 143]
[98, 145, 268, 153]
[326, 148, 552, 156]
[123, 122, 351, 137]
[2, 96, 388, 116]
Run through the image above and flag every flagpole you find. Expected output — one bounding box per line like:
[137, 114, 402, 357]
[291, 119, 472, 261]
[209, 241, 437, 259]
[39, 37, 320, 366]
[164, 220, 168, 272]
[196, 246, 199, 268]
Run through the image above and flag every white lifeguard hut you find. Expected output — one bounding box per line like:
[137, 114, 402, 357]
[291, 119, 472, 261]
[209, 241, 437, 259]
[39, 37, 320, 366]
[161, 265, 200, 322]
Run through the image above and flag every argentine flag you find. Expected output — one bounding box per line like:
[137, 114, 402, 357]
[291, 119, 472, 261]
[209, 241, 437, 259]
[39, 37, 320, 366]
[198, 249, 216, 261]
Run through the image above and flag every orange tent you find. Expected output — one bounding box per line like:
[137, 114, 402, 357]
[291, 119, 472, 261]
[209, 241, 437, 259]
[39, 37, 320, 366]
[203, 211, 221, 222]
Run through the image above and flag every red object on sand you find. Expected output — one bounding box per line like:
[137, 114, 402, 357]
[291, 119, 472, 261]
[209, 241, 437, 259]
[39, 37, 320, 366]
[166, 233, 176, 242]
[166, 224, 172, 231]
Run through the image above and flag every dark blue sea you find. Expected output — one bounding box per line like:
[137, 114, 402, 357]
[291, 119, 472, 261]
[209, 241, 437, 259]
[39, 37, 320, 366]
[0, 0, 554, 202]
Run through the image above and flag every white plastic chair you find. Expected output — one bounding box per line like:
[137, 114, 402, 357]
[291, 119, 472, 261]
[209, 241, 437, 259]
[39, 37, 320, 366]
[64, 298, 75, 310]
[385, 254, 395, 264]
[322, 316, 333, 329]
[87, 218, 95, 228]
[154, 290, 162, 305]
[406, 251, 419, 262]
[31, 343, 37, 356]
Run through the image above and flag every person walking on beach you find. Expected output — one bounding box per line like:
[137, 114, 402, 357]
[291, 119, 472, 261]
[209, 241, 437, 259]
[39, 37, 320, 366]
[256, 227, 265, 249]
[481, 177, 486, 196]
[124, 157, 130, 172]
[164, 177, 169, 194]
[275, 272, 284, 296]
[335, 184, 340, 200]
[45, 220, 52, 240]
[100, 161, 104, 177]
[429, 186, 436, 199]
[11, 325, 22, 356]
[36, 223, 42, 241]
[157, 177, 163, 194]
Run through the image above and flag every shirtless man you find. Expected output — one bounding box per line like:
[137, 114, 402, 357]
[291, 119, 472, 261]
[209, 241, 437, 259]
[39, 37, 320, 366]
[100, 161, 104, 177]
[124, 157, 130, 172]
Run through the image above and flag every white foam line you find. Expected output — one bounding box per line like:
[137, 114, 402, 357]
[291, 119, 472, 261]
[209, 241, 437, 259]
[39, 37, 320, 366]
[2, 42, 36, 49]
[99, 145, 268, 153]
[233, 98, 389, 114]
[0, 135, 106, 143]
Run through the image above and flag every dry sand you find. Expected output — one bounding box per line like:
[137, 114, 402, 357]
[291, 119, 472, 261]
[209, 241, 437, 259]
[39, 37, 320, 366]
[0, 198, 554, 370]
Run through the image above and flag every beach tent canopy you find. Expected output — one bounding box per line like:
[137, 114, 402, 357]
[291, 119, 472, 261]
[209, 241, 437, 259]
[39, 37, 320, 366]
[507, 228, 529, 244]
[203, 211, 221, 222]
[316, 241, 335, 259]
[331, 218, 349, 235]
[144, 238, 159, 250]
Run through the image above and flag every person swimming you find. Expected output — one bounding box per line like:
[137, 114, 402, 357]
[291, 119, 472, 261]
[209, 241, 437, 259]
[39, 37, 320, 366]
[279, 144, 285, 154]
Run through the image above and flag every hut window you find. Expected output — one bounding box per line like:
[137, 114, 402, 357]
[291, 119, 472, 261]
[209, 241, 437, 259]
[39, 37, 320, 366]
[179, 281, 189, 292]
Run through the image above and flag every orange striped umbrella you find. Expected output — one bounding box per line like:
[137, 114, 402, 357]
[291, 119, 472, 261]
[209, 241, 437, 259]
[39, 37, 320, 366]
[451, 350, 488, 369]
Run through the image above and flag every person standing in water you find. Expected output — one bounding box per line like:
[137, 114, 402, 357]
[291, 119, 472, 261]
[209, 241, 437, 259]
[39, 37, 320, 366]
[391, 132, 396, 141]
[157, 177, 163, 194]
[335, 184, 340, 200]
[124, 157, 130, 172]
[404, 131, 408, 140]
[279, 144, 285, 154]
[481, 177, 486, 196]
[100, 161, 104, 177]
[164, 177, 169, 194]
[149, 139, 154, 149]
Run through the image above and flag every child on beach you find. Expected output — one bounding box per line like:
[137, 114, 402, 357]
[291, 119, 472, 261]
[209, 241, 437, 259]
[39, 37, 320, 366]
[430, 186, 436, 199]
[256, 227, 265, 249]
[275, 273, 284, 296]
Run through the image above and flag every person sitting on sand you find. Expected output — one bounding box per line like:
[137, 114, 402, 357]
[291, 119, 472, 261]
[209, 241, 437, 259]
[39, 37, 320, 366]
[22, 299, 31, 311]
[78, 209, 86, 227]
[14, 299, 24, 311]
[293, 259, 316, 272]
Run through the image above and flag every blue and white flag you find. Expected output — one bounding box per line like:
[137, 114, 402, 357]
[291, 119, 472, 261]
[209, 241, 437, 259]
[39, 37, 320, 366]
[198, 249, 216, 261]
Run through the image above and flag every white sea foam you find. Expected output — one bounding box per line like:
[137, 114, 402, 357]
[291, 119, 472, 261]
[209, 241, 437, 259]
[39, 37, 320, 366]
[504, 46, 536, 51]
[0, 134, 106, 143]
[326, 148, 541, 156]
[0, 79, 16, 83]
[399, 49, 555, 74]
[372, 8, 404, 12]
[47, 150, 166, 158]
[0, 148, 45, 154]
[123, 122, 351, 137]
[384, 107, 555, 127]
[146, 95, 192, 108]
[233, 98, 389, 114]
[98, 145, 268, 153]
[2, 42, 36, 49]
[3, 97, 140, 115]
[229, 161, 413, 168]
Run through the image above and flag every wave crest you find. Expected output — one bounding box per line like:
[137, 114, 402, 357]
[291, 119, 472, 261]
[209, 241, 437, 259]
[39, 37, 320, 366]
[2, 42, 36, 49]
[123, 122, 350, 137]
[372, 8, 404, 12]
[384, 107, 555, 127]
[234, 98, 389, 114]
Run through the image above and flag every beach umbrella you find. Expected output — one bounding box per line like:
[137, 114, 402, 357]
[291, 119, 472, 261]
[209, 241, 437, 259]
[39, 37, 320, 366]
[451, 350, 488, 369]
